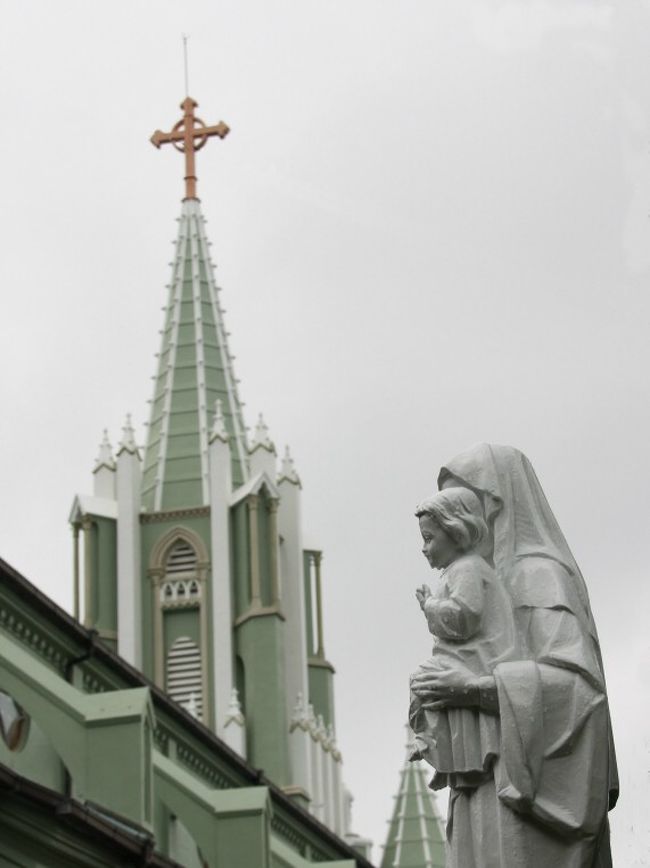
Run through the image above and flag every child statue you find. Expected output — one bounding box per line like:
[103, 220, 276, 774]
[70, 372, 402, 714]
[409, 487, 517, 785]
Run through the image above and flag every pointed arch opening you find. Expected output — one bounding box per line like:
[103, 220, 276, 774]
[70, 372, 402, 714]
[148, 525, 211, 727]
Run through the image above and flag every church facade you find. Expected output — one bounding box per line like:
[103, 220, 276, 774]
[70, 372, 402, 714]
[0, 95, 372, 867]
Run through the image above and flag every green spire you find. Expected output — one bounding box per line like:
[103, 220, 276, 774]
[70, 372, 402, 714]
[141, 199, 248, 511]
[381, 728, 446, 868]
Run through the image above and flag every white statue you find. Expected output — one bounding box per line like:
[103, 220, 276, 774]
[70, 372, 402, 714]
[410, 487, 517, 778]
[409, 444, 618, 868]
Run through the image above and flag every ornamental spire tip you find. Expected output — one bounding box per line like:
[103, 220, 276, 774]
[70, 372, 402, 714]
[150, 96, 229, 200]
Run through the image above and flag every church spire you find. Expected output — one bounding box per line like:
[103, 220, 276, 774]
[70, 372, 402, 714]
[380, 727, 446, 868]
[141, 100, 248, 512]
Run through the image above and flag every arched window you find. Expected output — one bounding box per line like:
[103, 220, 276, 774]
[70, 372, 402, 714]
[166, 637, 203, 721]
[150, 528, 208, 711]
[160, 541, 201, 608]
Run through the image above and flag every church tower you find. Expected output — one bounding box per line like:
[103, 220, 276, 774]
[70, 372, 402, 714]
[380, 728, 446, 868]
[68, 95, 357, 841]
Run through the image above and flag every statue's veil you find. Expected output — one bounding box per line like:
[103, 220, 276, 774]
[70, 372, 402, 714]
[438, 443, 599, 644]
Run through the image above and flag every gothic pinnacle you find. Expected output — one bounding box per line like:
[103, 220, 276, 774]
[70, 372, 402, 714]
[249, 413, 275, 454]
[209, 399, 229, 444]
[93, 429, 116, 472]
[278, 445, 301, 487]
[117, 414, 139, 456]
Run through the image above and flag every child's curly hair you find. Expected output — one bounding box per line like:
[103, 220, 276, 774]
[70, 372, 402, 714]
[415, 487, 488, 552]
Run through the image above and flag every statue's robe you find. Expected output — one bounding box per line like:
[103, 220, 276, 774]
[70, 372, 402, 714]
[435, 445, 617, 868]
[411, 553, 517, 777]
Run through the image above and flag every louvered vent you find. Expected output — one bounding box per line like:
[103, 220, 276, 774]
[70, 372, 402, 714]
[166, 637, 203, 721]
[166, 541, 197, 576]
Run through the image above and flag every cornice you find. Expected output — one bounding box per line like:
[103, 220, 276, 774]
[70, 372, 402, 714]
[140, 506, 210, 524]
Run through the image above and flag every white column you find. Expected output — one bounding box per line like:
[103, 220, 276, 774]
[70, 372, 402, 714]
[324, 724, 341, 832]
[308, 704, 325, 822]
[289, 692, 313, 805]
[208, 401, 236, 741]
[116, 416, 142, 668]
[321, 718, 333, 828]
[278, 447, 311, 798]
[331, 732, 345, 835]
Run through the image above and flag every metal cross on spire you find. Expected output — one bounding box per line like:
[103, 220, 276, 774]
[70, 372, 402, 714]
[150, 98, 230, 200]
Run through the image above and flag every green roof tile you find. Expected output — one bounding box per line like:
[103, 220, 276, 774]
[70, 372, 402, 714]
[381, 729, 446, 868]
[142, 200, 248, 510]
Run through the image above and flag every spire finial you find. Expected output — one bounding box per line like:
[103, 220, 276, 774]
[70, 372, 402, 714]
[150, 93, 230, 200]
[210, 398, 229, 443]
[93, 429, 116, 472]
[278, 445, 301, 486]
[117, 414, 138, 456]
[182, 34, 190, 97]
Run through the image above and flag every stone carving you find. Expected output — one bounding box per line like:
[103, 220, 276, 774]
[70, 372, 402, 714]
[409, 444, 618, 868]
[411, 488, 517, 777]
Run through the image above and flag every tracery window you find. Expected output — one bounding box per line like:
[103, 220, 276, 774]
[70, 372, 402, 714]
[160, 540, 201, 608]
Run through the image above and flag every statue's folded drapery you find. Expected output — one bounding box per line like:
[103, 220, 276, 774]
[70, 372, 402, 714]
[494, 559, 610, 841]
[429, 444, 617, 868]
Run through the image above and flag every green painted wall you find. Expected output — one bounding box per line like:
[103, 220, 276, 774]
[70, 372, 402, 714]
[307, 662, 335, 730]
[235, 615, 289, 785]
[232, 501, 250, 617]
[163, 608, 201, 652]
[87, 515, 118, 650]
[0, 719, 65, 793]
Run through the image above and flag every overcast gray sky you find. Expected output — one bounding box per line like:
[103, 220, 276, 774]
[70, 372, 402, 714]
[1, 1, 649, 863]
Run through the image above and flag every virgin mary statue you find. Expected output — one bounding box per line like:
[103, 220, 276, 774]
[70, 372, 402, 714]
[410, 444, 618, 868]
